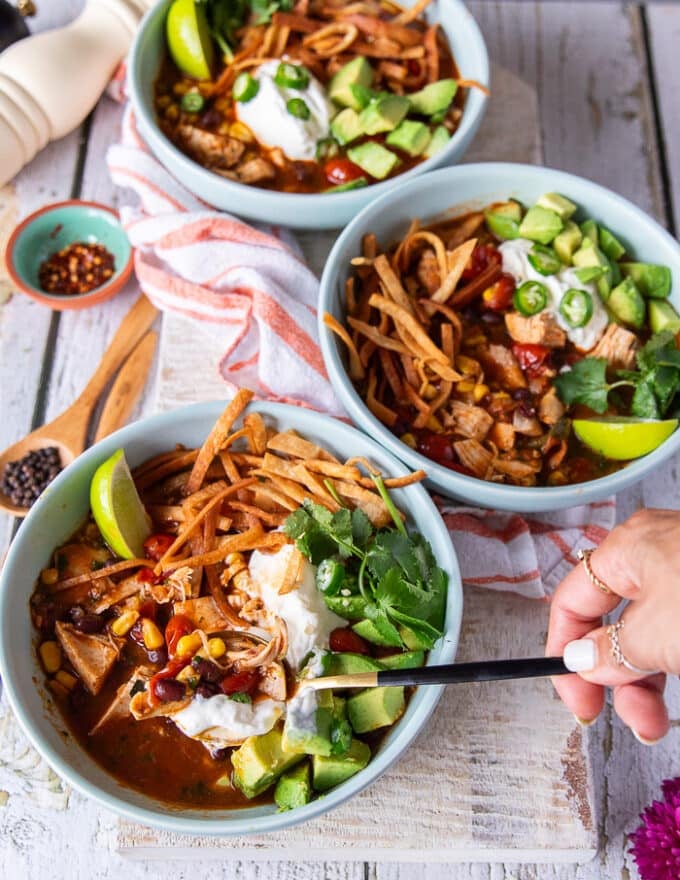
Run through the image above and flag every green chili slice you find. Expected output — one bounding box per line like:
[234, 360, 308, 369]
[527, 243, 562, 276]
[559, 288, 593, 327]
[181, 92, 205, 113]
[286, 97, 310, 120]
[513, 280, 548, 316]
[316, 137, 340, 161]
[316, 558, 345, 596]
[233, 72, 259, 103]
[274, 62, 310, 90]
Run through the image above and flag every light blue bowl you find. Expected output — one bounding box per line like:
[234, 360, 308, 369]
[0, 401, 462, 835]
[319, 162, 680, 512]
[128, 0, 488, 229]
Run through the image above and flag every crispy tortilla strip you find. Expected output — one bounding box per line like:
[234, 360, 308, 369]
[258, 468, 333, 511]
[345, 455, 380, 476]
[186, 389, 254, 494]
[148, 504, 185, 523]
[90, 665, 153, 735]
[51, 558, 153, 592]
[324, 312, 365, 380]
[403, 231, 448, 282]
[136, 450, 199, 491]
[347, 317, 409, 356]
[333, 480, 392, 528]
[302, 21, 359, 56]
[366, 368, 398, 427]
[456, 77, 491, 96]
[450, 262, 502, 307]
[443, 212, 485, 250]
[163, 527, 289, 572]
[244, 413, 268, 455]
[292, 463, 341, 509]
[90, 575, 144, 614]
[373, 254, 414, 314]
[431, 238, 477, 303]
[55, 622, 120, 696]
[356, 470, 427, 489]
[368, 293, 450, 366]
[228, 502, 287, 527]
[303, 459, 362, 481]
[392, 218, 421, 270]
[267, 430, 338, 463]
[252, 483, 299, 512]
[132, 449, 190, 481]
[362, 232, 378, 259]
[173, 595, 239, 632]
[277, 546, 304, 596]
[130, 691, 191, 721]
[393, 0, 432, 25]
[219, 449, 243, 484]
[345, 276, 357, 313]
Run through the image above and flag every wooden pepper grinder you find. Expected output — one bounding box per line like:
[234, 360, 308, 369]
[0, 0, 155, 186]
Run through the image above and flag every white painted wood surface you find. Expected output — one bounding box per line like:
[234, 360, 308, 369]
[1, 2, 679, 878]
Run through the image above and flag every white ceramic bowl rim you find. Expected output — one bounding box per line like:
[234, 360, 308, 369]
[319, 161, 680, 511]
[0, 400, 462, 836]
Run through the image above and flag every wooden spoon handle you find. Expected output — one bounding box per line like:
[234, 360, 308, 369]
[93, 330, 158, 443]
[74, 295, 158, 409]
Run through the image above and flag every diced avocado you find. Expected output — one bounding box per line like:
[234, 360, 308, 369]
[649, 300, 680, 334]
[359, 95, 410, 135]
[485, 212, 519, 241]
[283, 688, 334, 757]
[328, 57, 374, 109]
[573, 266, 605, 284]
[398, 624, 433, 651]
[274, 761, 312, 811]
[347, 142, 400, 180]
[488, 200, 523, 222]
[324, 593, 369, 620]
[408, 79, 458, 116]
[536, 192, 577, 220]
[312, 739, 371, 792]
[378, 650, 426, 670]
[347, 686, 406, 734]
[325, 177, 369, 193]
[621, 262, 672, 299]
[352, 617, 402, 647]
[330, 108, 363, 145]
[599, 226, 627, 262]
[232, 726, 303, 799]
[553, 221, 583, 265]
[518, 206, 564, 244]
[386, 120, 431, 157]
[325, 652, 383, 675]
[580, 219, 599, 246]
[423, 125, 451, 159]
[608, 277, 646, 329]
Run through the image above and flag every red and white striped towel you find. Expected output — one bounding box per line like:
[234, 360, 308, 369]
[106, 99, 615, 600]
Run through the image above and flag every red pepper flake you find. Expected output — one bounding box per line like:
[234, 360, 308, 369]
[38, 241, 115, 295]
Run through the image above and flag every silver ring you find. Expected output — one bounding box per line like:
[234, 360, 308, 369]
[607, 618, 658, 676]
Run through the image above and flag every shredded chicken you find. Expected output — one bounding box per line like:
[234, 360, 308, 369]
[512, 408, 544, 437]
[177, 125, 245, 169]
[538, 387, 566, 426]
[488, 421, 515, 452]
[590, 323, 639, 370]
[453, 438, 494, 478]
[236, 157, 276, 185]
[478, 344, 527, 390]
[505, 312, 566, 348]
[450, 401, 493, 441]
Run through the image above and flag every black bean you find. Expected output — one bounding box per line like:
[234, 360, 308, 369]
[192, 657, 223, 682]
[481, 311, 502, 324]
[153, 678, 186, 703]
[72, 613, 105, 634]
[147, 647, 168, 666]
[196, 682, 220, 699]
[511, 388, 532, 402]
[211, 747, 228, 761]
[518, 402, 537, 418]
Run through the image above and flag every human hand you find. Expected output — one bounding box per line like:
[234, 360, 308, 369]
[546, 508, 680, 744]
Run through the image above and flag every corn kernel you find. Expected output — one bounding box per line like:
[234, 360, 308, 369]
[40, 567, 59, 586]
[457, 380, 475, 393]
[111, 609, 139, 637]
[472, 383, 489, 403]
[55, 670, 78, 691]
[176, 664, 198, 684]
[465, 334, 485, 346]
[39, 641, 61, 674]
[176, 632, 203, 657]
[156, 95, 171, 110]
[164, 104, 179, 121]
[218, 122, 232, 136]
[172, 81, 189, 96]
[229, 121, 254, 143]
[481, 286, 496, 302]
[48, 679, 70, 700]
[493, 391, 511, 401]
[456, 355, 479, 374]
[142, 618, 165, 651]
[400, 432, 417, 449]
[207, 637, 226, 659]
[420, 382, 437, 401]
[425, 415, 443, 432]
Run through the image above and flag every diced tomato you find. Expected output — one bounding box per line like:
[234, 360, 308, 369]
[416, 431, 454, 464]
[329, 627, 370, 655]
[324, 158, 365, 186]
[512, 342, 552, 377]
[143, 533, 174, 561]
[461, 244, 502, 281]
[481, 273, 515, 311]
[219, 670, 260, 696]
[165, 614, 194, 655]
[138, 567, 163, 586]
[407, 60, 421, 76]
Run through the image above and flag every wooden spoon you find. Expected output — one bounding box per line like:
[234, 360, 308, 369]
[0, 295, 158, 518]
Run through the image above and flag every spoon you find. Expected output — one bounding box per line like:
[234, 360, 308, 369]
[0, 295, 158, 517]
[299, 656, 571, 692]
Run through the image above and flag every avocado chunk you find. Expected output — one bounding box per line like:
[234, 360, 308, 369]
[274, 761, 312, 811]
[408, 79, 458, 116]
[324, 593, 369, 620]
[312, 738, 371, 792]
[608, 277, 646, 329]
[232, 726, 303, 799]
[348, 686, 405, 734]
[423, 125, 450, 158]
[359, 95, 410, 134]
[553, 221, 583, 265]
[379, 650, 426, 670]
[580, 219, 599, 246]
[572, 239, 613, 298]
[649, 300, 680, 334]
[485, 212, 520, 241]
[347, 142, 400, 180]
[573, 266, 605, 284]
[352, 617, 402, 647]
[621, 262, 672, 299]
[325, 652, 383, 675]
[599, 226, 627, 262]
[518, 206, 563, 245]
[488, 200, 523, 222]
[330, 107, 363, 145]
[536, 192, 577, 220]
[386, 120, 431, 157]
[283, 687, 334, 757]
[329, 57, 374, 110]
[398, 624, 433, 651]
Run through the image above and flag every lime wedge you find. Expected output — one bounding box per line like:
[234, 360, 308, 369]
[90, 449, 151, 559]
[573, 417, 678, 461]
[166, 0, 215, 81]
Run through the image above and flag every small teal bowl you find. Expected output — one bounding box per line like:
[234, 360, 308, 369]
[319, 162, 680, 512]
[0, 400, 462, 835]
[128, 0, 489, 229]
[5, 200, 133, 311]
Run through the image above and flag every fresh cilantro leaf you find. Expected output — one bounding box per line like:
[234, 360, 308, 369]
[330, 718, 352, 756]
[351, 508, 373, 549]
[229, 692, 252, 703]
[363, 610, 404, 647]
[388, 611, 441, 648]
[637, 330, 680, 373]
[553, 358, 611, 413]
[631, 377, 661, 419]
[283, 506, 312, 539]
[250, 0, 293, 25]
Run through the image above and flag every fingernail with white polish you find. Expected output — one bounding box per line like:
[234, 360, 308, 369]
[632, 730, 661, 746]
[575, 715, 597, 727]
[564, 639, 598, 672]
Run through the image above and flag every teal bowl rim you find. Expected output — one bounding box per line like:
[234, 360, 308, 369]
[4, 199, 134, 311]
[318, 161, 680, 511]
[128, 0, 489, 226]
[0, 399, 462, 835]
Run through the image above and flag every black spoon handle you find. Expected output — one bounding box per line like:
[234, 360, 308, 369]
[376, 656, 569, 688]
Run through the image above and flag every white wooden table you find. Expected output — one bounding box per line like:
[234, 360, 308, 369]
[2, 2, 680, 878]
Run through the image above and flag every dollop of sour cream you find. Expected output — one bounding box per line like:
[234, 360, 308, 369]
[172, 695, 284, 749]
[248, 544, 344, 669]
[236, 60, 332, 161]
[499, 238, 609, 350]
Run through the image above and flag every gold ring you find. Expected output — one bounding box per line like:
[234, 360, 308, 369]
[608, 618, 658, 676]
[576, 547, 613, 595]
